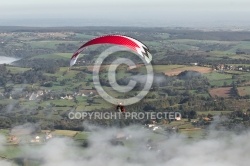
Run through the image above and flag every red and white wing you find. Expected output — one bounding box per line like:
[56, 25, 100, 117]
[70, 35, 152, 66]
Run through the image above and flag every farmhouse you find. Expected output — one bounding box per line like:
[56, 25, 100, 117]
[31, 136, 40, 143]
[175, 116, 181, 121]
[28, 90, 46, 101]
[8, 135, 19, 144]
[190, 62, 198, 66]
[60, 94, 73, 100]
[78, 90, 98, 96]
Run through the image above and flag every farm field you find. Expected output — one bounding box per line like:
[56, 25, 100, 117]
[238, 86, 250, 96]
[205, 72, 235, 86]
[209, 87, 232, 98]
[153, 65, 212, 76]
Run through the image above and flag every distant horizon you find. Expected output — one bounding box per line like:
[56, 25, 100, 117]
[1, 0, 250, 28]
[1, 18, 250, 29]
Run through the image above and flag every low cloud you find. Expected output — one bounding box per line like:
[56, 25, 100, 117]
[10, 123, 40, 136]
[1, 123, 250, 166]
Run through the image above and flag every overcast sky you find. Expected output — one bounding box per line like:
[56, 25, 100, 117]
[1, 0, 250, 27]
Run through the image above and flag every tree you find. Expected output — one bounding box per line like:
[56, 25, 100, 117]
[87, 97, 94, 106]
[60, 79, 67, 86]
[189, 110, 197, 119]
[43, 82, 53, 87]
[223, 81, 227, 87]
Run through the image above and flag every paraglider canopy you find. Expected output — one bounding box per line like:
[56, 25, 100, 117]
[70, 34, 152, 66]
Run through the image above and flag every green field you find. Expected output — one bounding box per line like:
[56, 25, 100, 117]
[204, 72, 234, 86]
[6, 66, 31, 74]
[179, 129, 205, 139]
[27, 40, 79, 49]
[197, 110, 233, 116]
[31, 53, 71, 60]
[205, 72, 232, 80]
[227, 41, 250, 54]
[0, 129, 89, 161]
[0, 129, 9, 136]
[153, 65, 185, 73]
